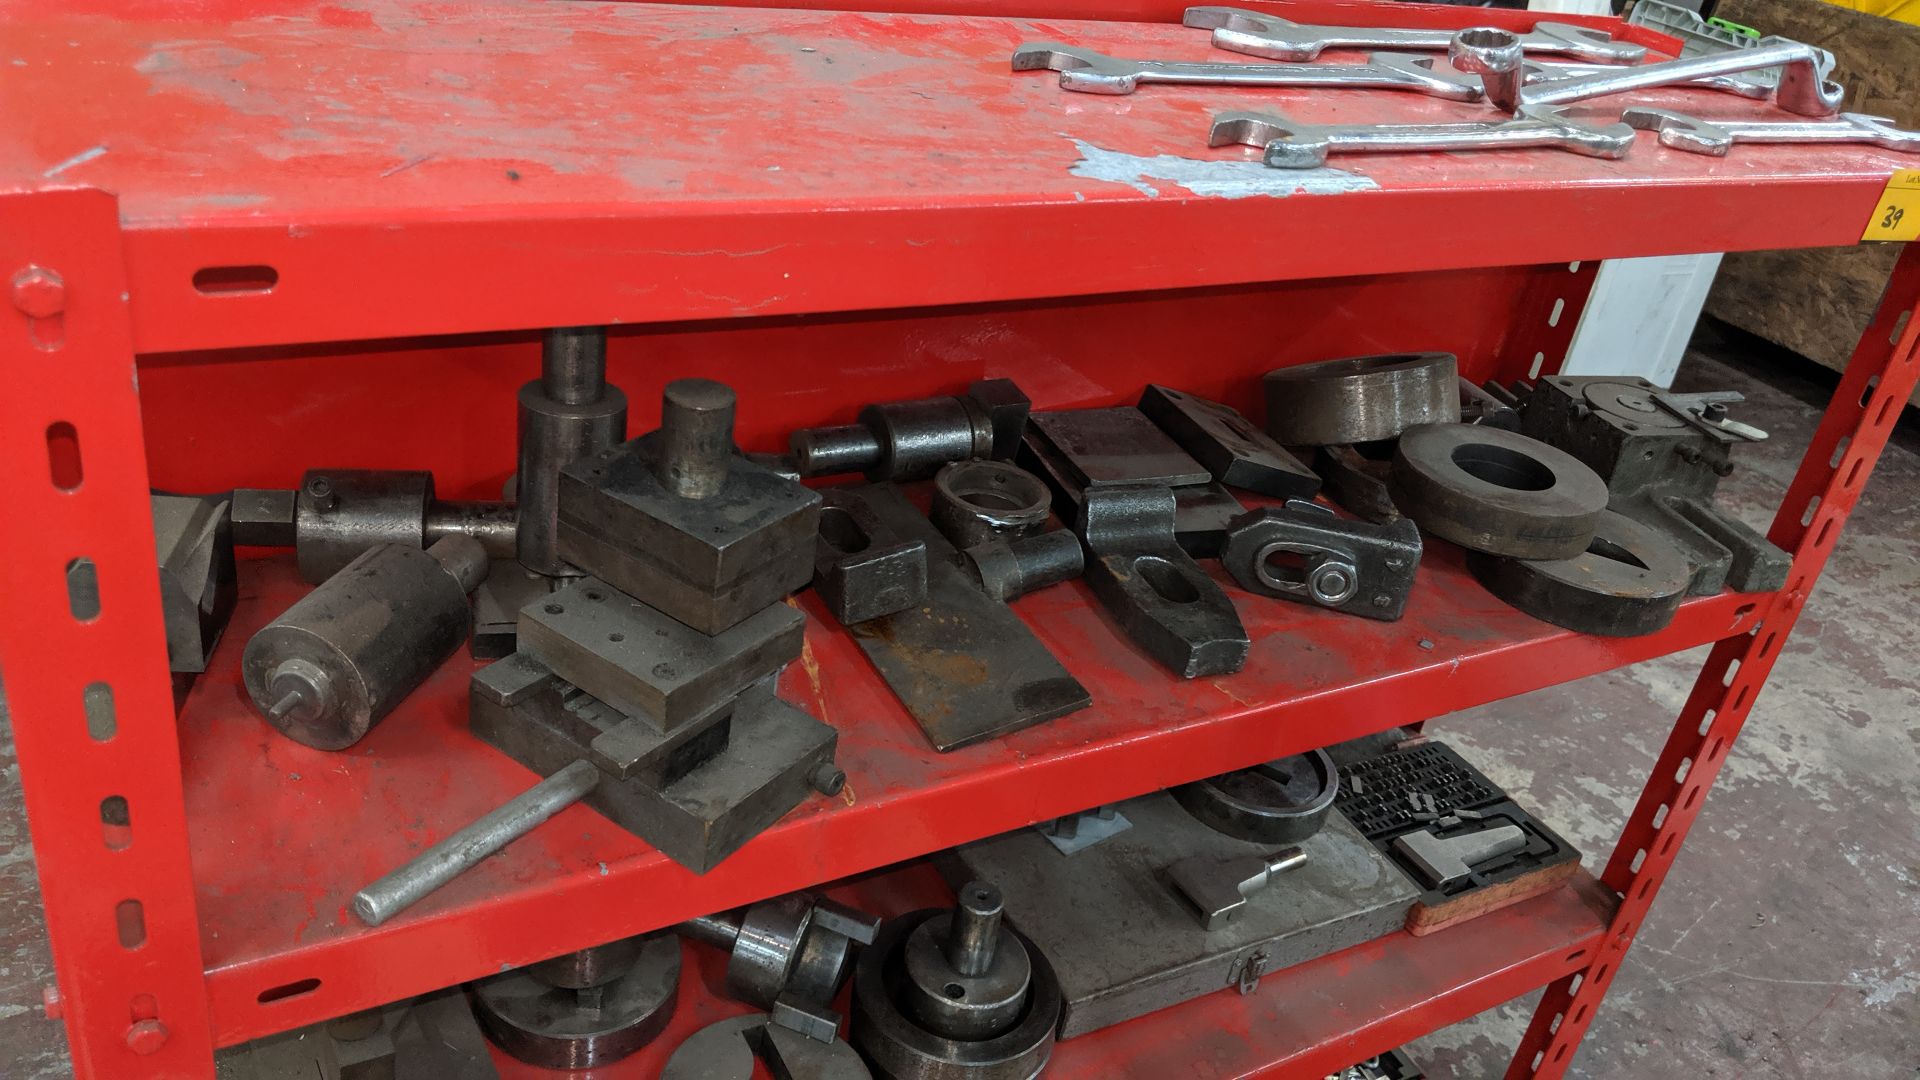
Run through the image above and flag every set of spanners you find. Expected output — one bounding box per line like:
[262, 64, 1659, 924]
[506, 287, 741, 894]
[1014, 6, 1920, 166]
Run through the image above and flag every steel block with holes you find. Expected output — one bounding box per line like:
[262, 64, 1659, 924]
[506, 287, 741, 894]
[516, 576, 803, 732]
[556, 387, 821, 635]
[1515, 375, 1790, 594]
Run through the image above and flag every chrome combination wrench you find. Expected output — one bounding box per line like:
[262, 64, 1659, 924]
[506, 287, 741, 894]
[1210, 106, 1635, 169]
[1012, 41, 1481, 98]
[1183, 6, 1647, 64]
[1621, 107, 1920, 156]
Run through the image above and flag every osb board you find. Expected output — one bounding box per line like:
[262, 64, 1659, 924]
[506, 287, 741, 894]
[1704, 0, 1918, 395]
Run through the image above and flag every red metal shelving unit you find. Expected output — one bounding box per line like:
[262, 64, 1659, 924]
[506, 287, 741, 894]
[2, 0, 1916, 1076]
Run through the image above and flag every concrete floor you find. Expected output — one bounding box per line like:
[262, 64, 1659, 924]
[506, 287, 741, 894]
[0, 332, 1915, 1078]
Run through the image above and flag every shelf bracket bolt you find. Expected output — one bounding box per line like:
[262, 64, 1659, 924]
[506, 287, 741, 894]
[125, 1018, 169, 1055]
[10, 265, 65, 319]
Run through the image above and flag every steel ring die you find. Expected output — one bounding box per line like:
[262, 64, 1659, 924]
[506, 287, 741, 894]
[662, 1012, 871, 1079]
[469, 934, 681, 1068]
[930, 460, 1053, 549]
[1173, 748, 1340, 844]
[1389, 423, 1609, 559]
[1468, 510, 1692, 636]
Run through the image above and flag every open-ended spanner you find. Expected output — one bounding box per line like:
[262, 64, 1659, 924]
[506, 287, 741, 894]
[1211, 106, 1633, 168]
[1012, 41, 1480, 98]
[1184, 6, 1646, 64]
[1622, 107, 1920, 156]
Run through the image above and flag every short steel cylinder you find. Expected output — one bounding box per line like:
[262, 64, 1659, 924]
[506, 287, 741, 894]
[656, 379, 736, 500]
[945, 882, 1003, 977]
[901, 903, 1031, 1041]
[791, 424, 883, 477]
[243, 536, 489, 751]
[965, 530, 1085, 603]
[529, 938, 648, 991]
[862, 397, 994, 481]
[294, 469, 432, 583]
[517, 329, 627, 576]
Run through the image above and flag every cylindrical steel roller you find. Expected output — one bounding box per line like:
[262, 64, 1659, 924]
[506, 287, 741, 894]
[471, 932, 681, 1068]
[791, 424, 884, 477]
[294, 469, 431, 583]
[965, 529, 1085, 603]
[529, 938, 649, 991]
[860, 397, 995, 481]
[1173, 749, 1340, 844]
[931, 460, 1052, 550]
[1468, 510, 1691, 636]
[1264, 353, 1460, 445]
[243, 536, 488, 750]
[657, 378, 737, 499]
[1389, 423, 1609, 559]
[517, 328, 627, 576]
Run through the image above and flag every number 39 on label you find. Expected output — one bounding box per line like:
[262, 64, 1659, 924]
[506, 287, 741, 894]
[1862, 169, 1920, 242]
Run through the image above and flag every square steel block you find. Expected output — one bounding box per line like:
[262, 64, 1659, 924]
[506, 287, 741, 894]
[516, 577, 802, 732]
[557, 431, 820, 634]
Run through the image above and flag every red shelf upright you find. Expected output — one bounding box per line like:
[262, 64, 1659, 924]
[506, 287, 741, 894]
[2, 1, 1917, 1077]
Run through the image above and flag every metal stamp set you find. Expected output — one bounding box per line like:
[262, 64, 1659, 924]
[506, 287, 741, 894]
[1014, 6, 1920, 167]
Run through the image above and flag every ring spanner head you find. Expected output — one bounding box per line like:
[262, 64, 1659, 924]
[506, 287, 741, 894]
[1450, 27, 1525, 114]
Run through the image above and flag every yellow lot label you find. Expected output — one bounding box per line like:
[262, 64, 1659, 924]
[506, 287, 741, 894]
[1863, 170, 1920, 243]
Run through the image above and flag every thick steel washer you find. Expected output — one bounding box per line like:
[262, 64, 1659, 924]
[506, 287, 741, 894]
[1467, 510, 1691, 636]
[1172, 748, 1339, 844]
[930, 460, 1052, 550]
[1388, 423, 1608, 559]
[1263, 353, 1459, 445]
[851, 910, 1060, 1080]
[470, 933, 681, 1068]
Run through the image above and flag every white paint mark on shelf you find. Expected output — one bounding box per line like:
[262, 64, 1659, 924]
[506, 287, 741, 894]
[1066, 138, 1376, 199]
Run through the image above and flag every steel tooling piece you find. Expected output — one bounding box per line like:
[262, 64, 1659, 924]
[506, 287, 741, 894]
[814, 489, 928, 625]
[1315, 443, 1401, 523]
[470, 933, 680, 1068]
[1621, 107, 1920, 156]
[824, 484, 1090, 752]
[1467, 510, 1691, 636]
[1263, 354, 1459, 446]
[559, 379, 819, 635]
[516, 575, 803, 731]
[1167, 847, 1309, 931]
[1078, 485, 1248, 678]
[1019, 427, 1243, 557]
[152, 493, 236, 673]
[964, 529, 1085, 603]
[1138, 384, 1320, 499]
[237, 468, 519, 583]
[1515, 375, 1789, 593]
[1173, 748, 1341, 845]
[678, 891, 881, 1010]
[947, 792, 1418, 1038]
[215, 988, 500, 1080]
[1029, 406, 1212, 490]
[518, 327, 629, 576]
[929, 459, 1052, 549]
[1038, 803, 1133, 856]
[1390, 824, 1528, 889]
[1389, 423, 1609, 559]
[771, 993, 843, 1044]
[851, 890, 1061, 1080]
[1184, 6, 1646, 63]
[789, 379, 1031, 481]
[471, 671, 839, 873]
[1519, 39, 1844, 117]
[1213, 105, 1633, 169]
[242, 535, 488, 750]
[1459, 377, 1521, 431]
[353, 758, 603, 927]
[1449, 28, 1524, 113]
[1524, 58, 1771, 99]
[1011, 41, 1480, 98]
[470, 558, 557, 659]
[529, 938, 650, 990]
[1220, 502, 1422, 620]
[662, 1013, 871, 1080]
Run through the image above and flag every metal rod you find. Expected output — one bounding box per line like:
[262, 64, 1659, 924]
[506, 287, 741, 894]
[945, 881, 1003, 977]
[423, 500, 518, 557]
[656, 379, 736, 500]
[541, 327, 608, 405]
[351, 760, 600, 927]
[677, 913, 743, 949]
[790, 424, 882, 477]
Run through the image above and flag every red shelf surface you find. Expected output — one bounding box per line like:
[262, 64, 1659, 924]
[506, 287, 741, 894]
[0, 0, 1908, 353]
[481, 859, 1617, 1078]
[185, 540, 1761, 1046]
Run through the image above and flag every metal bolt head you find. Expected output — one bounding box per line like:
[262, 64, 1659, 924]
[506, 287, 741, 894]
[125, 1018, 169, 1055]
[809, 763, 847, 796]
[10, 265, 65, 319]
